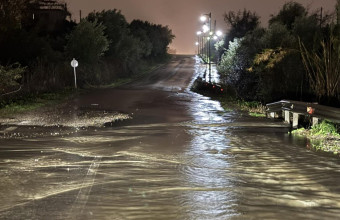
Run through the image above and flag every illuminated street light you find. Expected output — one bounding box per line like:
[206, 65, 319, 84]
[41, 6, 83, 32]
[202, 24, 209, 33]
[200, 15, 207, 22]
[196, 12, 222, 80]
[216, 30, 223, 37]
[199, 12, 212, 82]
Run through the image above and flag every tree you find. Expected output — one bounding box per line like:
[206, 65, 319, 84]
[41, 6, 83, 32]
[224, 9, 260, 40]
[148, 24, 174, 57]
[269, 1, 307, 30]
[292, 15, 320, 50]
[261, 22, 295, 49]
[218, 38, 242, 80]
[223, 9, 260, 51]
[337, 0, 340, 25]
[246, 3, 321, 103]
[129, 20, 153, 58]
[218, 28, 265, 100]
[87, 9, 130, 57]
[87, 10, 148, 75]
[129, 20, 174, 59]
[300, 32, 340, 102]
[65, 20, 109, 64]
[65, 20, 109, 85]
[0, 0, 30, 31]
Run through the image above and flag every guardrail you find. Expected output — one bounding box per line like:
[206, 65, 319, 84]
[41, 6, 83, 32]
[266, 100, 340, 128]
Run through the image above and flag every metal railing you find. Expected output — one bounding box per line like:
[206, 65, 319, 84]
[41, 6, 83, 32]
[266, 100, 340, 126]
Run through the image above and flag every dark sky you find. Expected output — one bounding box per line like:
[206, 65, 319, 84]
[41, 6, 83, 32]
[65, 0, 337, 54]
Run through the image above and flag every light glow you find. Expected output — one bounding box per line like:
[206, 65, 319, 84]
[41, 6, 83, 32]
[216, 30, 223, 37]
[202, 25, 209, 33]
[200, 15, 207, 22]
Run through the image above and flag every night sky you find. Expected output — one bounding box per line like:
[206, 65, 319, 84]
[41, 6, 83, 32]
[66, 0, 337, 54]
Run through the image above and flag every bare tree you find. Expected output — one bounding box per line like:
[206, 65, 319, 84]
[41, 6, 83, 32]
[299, 33, 340, 101]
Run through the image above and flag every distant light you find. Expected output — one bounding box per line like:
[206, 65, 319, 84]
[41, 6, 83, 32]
[207, 36, 211, 40]
[195, 42, 199, 45]
[213, 35, 218, 40]
[202, 25, 209, 33]
[197, 31, 202, 35]
[216, 30, 223, 37]
[209, 31, 213, 36]
[200, 15, 207, 22]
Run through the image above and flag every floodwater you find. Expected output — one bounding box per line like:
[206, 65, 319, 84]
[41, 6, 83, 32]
[1, 56, 340, 219]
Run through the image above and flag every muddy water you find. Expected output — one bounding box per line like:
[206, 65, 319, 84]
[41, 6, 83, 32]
[1, 56, 340, 219]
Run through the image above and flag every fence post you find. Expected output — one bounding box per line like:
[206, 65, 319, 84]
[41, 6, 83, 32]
[312, 117, 319, 126]
[284, 110, 290, 123]
[293, 113, 299, 128]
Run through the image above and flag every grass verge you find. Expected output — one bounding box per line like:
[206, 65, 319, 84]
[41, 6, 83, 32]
[0, 88, 77, 117]
[292, 120, 340, 156]
[191, 79, 266, 117]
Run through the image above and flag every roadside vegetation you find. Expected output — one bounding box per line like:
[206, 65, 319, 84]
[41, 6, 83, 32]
[210, 1, 340, 108]
[196, 0, 340, 153]
[0, 89, 75, 116]
[191, 80, 266, 117]
[0, 0, 174, 114]
[292, 121, 340, 156]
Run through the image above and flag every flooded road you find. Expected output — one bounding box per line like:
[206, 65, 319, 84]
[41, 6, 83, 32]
[1, 55, 340, 219]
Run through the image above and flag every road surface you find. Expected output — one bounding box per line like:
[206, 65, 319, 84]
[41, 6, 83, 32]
[1, 55, 340, 219]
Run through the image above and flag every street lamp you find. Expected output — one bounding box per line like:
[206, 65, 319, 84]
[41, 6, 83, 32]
[202, 24, 209, 33]
[216, 30, 223, 37]
[200, 15, 207, 22]
[200, 13, 212, 82]
[197, 31, 203, 57]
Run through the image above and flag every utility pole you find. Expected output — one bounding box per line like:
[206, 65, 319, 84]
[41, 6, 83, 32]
[208, 13, 212, 82]
[320, 7, 323, 28]
[337, 0, 340, 25]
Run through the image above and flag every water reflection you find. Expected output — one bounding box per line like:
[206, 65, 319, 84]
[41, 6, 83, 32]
[183, 88, 340, 219]
[180, 90, 238, 219]
[176, 57, 340, 219]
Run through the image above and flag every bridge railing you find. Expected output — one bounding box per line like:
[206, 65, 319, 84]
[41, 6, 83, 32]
[266, 100, 340, 128]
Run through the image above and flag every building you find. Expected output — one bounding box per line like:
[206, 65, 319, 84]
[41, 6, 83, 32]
[29, 0, 71, 33]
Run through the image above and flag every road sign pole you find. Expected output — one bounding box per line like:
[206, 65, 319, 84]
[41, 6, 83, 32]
[73, 66, 77, 89]
[71, 58, 79, 89]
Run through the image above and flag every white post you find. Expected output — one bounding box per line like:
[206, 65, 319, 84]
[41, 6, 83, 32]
[71, 58, 79, 89]
[284, 110, 290, 123]
[293, 113, 299, 128]
[73, 66, 77, 89]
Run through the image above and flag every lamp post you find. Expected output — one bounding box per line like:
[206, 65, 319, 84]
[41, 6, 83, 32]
[196, 13, 223, 83]
[195, 41, 199, 55]
[196, 31, 202, 57]
[200, 13, 212, 82]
